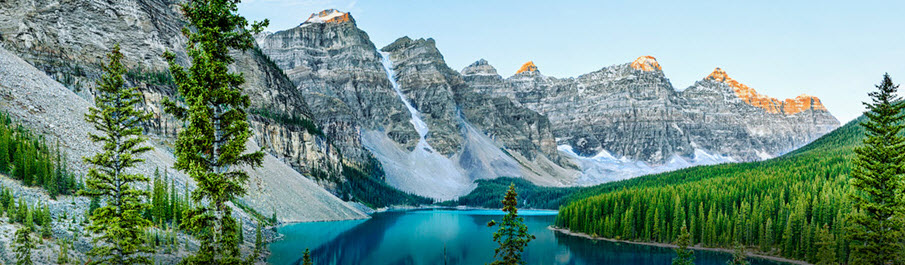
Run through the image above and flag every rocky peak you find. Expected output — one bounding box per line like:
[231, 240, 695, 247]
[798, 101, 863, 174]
[630, 55, 662, 72]
[705, 67, 826, 115]
[461, 59, 499, 76]
[515, 61, 539, 75]
[782, 94, 828, 114]
[304, 9, 352, 24]
[380, 36, 464, 156]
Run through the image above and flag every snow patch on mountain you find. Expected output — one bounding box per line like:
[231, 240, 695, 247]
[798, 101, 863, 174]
[559, 145, 735, 185]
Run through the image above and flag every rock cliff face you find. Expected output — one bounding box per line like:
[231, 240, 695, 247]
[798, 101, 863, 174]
[257, 11, 576, 199]
[256, 9, 419, 162]
[371, 37, 575, 199]
[380, 37, 464, 156]
[0, 0, 360, 218]
[462, 56, 841, 182]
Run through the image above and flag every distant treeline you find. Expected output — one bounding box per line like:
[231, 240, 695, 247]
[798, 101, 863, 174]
[555, 116, 865, 264]
[0, 112, 80, 198]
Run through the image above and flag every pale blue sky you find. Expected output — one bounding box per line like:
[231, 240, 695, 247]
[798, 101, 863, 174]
[238, 0, 905, 123]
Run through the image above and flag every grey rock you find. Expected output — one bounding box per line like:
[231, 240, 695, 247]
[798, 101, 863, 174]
[257, 13, 419, 161]
[462, 57, 841, 164]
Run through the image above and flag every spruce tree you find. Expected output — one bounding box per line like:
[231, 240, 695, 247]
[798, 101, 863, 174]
[727, 245, 748, 265]
[14, 225, 34, 265]
[163, 0, 267, 263]
[487, 183, 535, 265]
[253, 221, 263, 259]
[672, 223, 695, 265]
[848, 73, 905, 264]
[57, 239, 71, 265]
[79, 44, 153, 265]
[40, 206, 51, 239]
[815, 224, 837, 265]
[302, 248, 313, 265]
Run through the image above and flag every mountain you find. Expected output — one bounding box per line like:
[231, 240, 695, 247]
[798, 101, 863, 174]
[0, 0, 369, 219]
[254, 9, 841, 198]
[461, 56, 840, 183]
[554, 104, 863, 264]
[0, 2, 842, 202]
[0, 45, 367, 222]
[257, 11, 576, 200]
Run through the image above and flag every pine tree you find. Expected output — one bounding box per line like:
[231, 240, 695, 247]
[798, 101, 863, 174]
[253, 221, 263, 259]
[59, 240, 70, 264]
[24, 207, 33, 231]
[79, 44, 153, 265]
[163, 0, 267, 263]
[14, 225, 34, 265]
[487, 183, 535, 265]
[672, 223, 695, 265]
[727, 245, 748, 265]
[301, 248, 313, 265]
[815, 224, 837, 265]
[17, 199, 26, 223]
[848, 73, 905, 264]
[40, 206, 51, 239]
[6, 201, 14, 223]
[0, 127, 9, 173]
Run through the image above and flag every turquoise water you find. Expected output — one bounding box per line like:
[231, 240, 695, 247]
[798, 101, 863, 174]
[269, 209, 790, 265]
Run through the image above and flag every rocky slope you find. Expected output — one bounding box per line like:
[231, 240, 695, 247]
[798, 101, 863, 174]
[0, 45, 367, 222]
[0, 45, 367, 262]
[256, 9, 419, 163]
[0, 0, 358, 195]
[462, 56, 840, 183]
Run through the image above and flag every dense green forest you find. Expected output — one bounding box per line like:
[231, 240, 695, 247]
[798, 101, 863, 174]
[0, 113, 80, 198]
[441, 177, 578, 209]
[338, 164, 432, 208]
[554, 115, 866, 264]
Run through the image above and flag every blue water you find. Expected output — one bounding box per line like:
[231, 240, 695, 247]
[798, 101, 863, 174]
[268, 209, 790, 265]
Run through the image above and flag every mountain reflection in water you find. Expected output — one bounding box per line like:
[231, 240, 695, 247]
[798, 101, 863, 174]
[268, 209, 789, 265]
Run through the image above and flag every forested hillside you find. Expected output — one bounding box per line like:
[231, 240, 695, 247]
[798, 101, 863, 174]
[0, 113, 79, 197]
[555, 115, 865, 264]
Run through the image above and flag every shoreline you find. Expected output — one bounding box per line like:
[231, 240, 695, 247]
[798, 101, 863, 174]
[548, 226, 811, 265]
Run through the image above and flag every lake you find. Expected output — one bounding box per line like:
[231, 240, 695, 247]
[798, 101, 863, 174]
[268, 209, 791, 265]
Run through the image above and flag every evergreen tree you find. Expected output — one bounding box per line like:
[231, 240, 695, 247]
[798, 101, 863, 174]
[57, 239, 71, 265]
[14, 225, 34, 265]
[88, 196, 100, 216]
[815, 224, 837, 265]
[253, 221, 263, 259]
[848, 73, 905, 264]
[79, 44, 153, 265]
[17, 199, 25, 223]
[163, 0, 267, 263]
[24, 207, 33, 231]
[487, 183, 535, 265]
[301, 248, 313, 265]
[0, 127, 9, 173]
[673, 223, 695, 265]
[40, 206, 51, 239]
[727, 245, 748, 265]
[6, 201, 14, 223]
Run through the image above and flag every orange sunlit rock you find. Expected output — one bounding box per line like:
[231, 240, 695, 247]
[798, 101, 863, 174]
[306, 9, 351, 24]
[783, 95, 827, 114]
[515, 61, 538, 75]
[706, 68, 826, 115]
[630, 56, 662, 72]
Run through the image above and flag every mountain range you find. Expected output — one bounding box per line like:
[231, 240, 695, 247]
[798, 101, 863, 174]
[0, 4, 839, 205]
